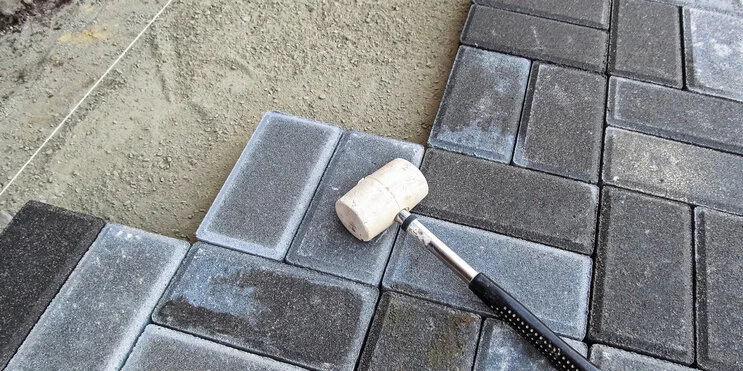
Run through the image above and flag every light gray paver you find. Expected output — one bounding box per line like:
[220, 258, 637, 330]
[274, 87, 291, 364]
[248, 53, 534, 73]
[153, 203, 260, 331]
[590, 344, 696, 370]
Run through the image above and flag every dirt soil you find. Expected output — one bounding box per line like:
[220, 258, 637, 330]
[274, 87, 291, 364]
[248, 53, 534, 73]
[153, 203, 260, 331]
[0, 0, 470, 239]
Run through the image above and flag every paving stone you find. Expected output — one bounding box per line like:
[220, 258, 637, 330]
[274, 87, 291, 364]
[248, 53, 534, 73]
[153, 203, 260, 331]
[383, 215, 593, 339]
[474, 318, 587, 371]
[197, 111, 341, 260]
[286, 131, 423, 285]
[684, 8, 743, 102]
[0, 201, 104, 368]
[589, 344, 696, 370]
[6, 224, 189, 370]
[513, 63, 606, 183]
[358, 292, 480, 371]
[428, 46, 530, 163]
[123, 325, 305, 371]
[650, 0, 743, 14]
[417, 148, 599, 254]
[607, 77, 743, 155]
[588, 187, 694, 364]
[695, 208, 743, 370]
[473, 0, 611, 29]
[461, 5, 609, 72]
[609, 0, 682, 87]
[603, 127, 743, 215]
[153, 242, 378, 371]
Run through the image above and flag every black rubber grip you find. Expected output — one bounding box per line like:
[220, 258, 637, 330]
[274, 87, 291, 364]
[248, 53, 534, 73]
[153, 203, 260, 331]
[400, 214, 417, 231]
[469, 273, 599, 371]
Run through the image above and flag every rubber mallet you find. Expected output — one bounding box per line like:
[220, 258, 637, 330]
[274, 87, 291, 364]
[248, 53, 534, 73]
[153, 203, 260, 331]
[336, 158, 598, 371]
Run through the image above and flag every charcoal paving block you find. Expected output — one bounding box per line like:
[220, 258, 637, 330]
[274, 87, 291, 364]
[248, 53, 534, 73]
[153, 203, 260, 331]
[588, 187, 694, 364]
[153, 242, 378, 371]
[461, 5, 609, 72]
[603, 127, 743, 215]
[6, 224, 189, 370]
[609, 0, 682, 87]
[684, 8, 743, 102]
[428, 46, 530, 163]
[197, 111, 341, 260]
[357, 292, 480, 371]
[607, 77, 743, 155]
[590, 344, 696, 370]
[473, 0, 611, 29]
[383, 215, 592, 339]
[0, 201, 104, 368]
[417, 148, 599, 254]
[695, 208, 743, 370]
[286, 131, 423, 285]
[122, 325, 305, 371]
[513, 63, 606, 183]
[474, 318, 587, 371]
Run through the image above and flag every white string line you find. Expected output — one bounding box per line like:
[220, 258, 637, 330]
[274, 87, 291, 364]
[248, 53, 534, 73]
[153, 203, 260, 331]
[0, 0, 174, 198]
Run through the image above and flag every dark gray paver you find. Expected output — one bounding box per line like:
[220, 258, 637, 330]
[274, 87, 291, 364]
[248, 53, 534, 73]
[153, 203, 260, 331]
[196, 111, 341, 260]
[607, 77, 743, 155]
[153, 243, 378, 371]
[123, 325, 305, 371]
[474, 318, 587, 371]
[383, 215, 593, 339]
[461, 5, 609, 72]
[286, 131, 423, 285]
[6, 224, 189, 370]
[473, 0, 611, 29]
[0, 201, 105, 368]
[428, 46, 530, 163]
[603, 127, 743, 215]
[684, 8, 743, 102]
[695, 208, 743, 370]
[417, 148, 599, 254]
[649, 0, 742, 15]
[609, 0, 682, 87]
[513, 63, 606, 183]
[357, 292, 480, 371]
[590, 344, 696, 370]
[588, 187, 694, 364]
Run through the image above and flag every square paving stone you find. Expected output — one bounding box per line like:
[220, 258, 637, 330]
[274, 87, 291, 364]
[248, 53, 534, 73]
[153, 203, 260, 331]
[588, 187, 694, 364]
[0, 201, 105, 369]
[695, 208, 743, 370]
[589, 344, 696, 370]
[607, 77, 743, 155]
[428, 46, 530, 163]
[123, 325, 305, 371]
[513, 63, 606, 183]
[6, 224, 189, 370]
[383, 215, 593, 339]
[153, 242, 378, 371]
[197, 111, 341, 260]
[603, 127, 743, 215]
[473, 0, 611, 29]
[684, 8, 743, 102]
[357, 292, 480, 371]
[417, 148, 599, 254]
[461, 5, 609, 72]
[285, 131, 423, 285]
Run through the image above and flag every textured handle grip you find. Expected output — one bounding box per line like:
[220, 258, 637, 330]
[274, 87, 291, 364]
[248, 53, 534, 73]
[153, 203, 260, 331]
[469, 273, 599, 371]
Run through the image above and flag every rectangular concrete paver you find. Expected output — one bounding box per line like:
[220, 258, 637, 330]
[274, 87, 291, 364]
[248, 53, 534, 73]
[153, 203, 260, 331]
[590, 344, 696, 370]
[417, 148, 599, 254]
[358, 292, 480, 371]
[461, 5, 609, 72]
[0, 201, 105, 368]
[6, 224, 189, 371]
[153, 243, 378, 371]
[603, 127, 743, 215]
[429, 46, 530, 163]
[383, 215, 593, 339]
[514, 63, 606, 183]
[286, 131, 423, 285]
[473, 0, 611, 29]
[123, 325, 305, 371]
[695, 208, 743, 370]
[196, 111, 341, 260]
[588, 187, 694, 364]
